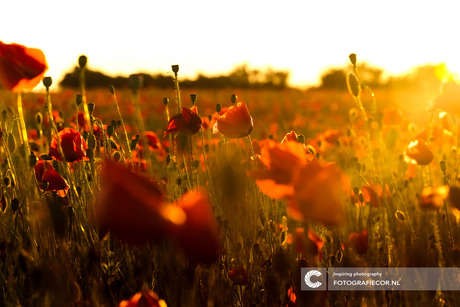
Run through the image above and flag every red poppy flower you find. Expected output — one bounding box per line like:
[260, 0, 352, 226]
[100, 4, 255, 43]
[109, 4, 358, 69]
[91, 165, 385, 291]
[419, 186, 449, 210]
[213, 102, 253, 138]
[228, 267, 249, 286]
[288, 160, 349, 226]
[281, 130, 299, 144]
[250, 140, 307, 199]
[34, 160, 69, 192]
[175, 190, 221, 264]
[405, 139, 433, 165]
[118, 289, 167, 307]
[95, 160, 185, 245]
[361, 184, 389, 208]
[347, 229, 368, 254]
[164, 107, 202, 137]
[49, 128, 87, 162]
[0, 41, 48, 92]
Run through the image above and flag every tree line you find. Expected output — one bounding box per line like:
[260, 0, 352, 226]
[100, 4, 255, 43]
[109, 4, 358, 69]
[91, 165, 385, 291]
[59, 64, 290, 90]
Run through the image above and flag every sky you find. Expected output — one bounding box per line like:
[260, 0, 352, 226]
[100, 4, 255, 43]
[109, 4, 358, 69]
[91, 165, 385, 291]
[2, 0, 460, 88]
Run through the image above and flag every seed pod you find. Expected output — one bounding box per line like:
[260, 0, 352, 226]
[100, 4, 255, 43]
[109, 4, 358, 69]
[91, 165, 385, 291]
[171, 65, 179, 74]
[78, 55, 87, 68]
[29, 152, 38, 168]
[42, 76, 52, 88]
[231, 94, 237, 104]
[87, 103, 95, 114]
[106, 125, 114, 137]
[35, 112, 43, 125]
[108, 85, 115, 95]
[190, 94, 197, 105]
[130, 135, 140, 150]
[76, 95, 83, 107]
[349, 53, 357, 66]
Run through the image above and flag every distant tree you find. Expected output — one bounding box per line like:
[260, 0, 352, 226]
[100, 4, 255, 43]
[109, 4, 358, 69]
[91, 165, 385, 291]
[320, 69, 347, 90]
[319, 63, 384, 90]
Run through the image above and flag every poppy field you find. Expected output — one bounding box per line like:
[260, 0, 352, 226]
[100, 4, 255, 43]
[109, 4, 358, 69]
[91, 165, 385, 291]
[2, 42, 460, 306]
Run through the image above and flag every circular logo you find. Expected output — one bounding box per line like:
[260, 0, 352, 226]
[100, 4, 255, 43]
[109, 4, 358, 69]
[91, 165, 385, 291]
[304, 270, 322, 288]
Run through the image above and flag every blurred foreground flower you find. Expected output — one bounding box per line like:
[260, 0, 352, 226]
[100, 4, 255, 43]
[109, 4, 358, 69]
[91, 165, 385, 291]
[175, 190, 221, 264]
[250, 140, 307, 199]
[420, 186, 449, 210]
[250, 140, 349, 226]
[96, 161, 221, 263]
[213, 102, 253, 138]
[0, 41, 48, 92]
[404, 139, 433, 165]
[228, 267, 249, 286]
[118, 289, 167, 307]
[95, 160, 185, 245]
[347, 229, 368, 254]
[164, 107, 202, 137]
[288, 159, 350, 226]
[49, 128, 87, 162]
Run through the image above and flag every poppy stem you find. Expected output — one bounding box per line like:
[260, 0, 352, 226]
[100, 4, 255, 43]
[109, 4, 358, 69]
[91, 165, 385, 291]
[173, 71, 181, 114]
[246, 135, 258, 169]
[200, 126, 221, 216]
[16, 93, 29, 148]
[79, 64, 92, 135]
[109, 86, 132, 163]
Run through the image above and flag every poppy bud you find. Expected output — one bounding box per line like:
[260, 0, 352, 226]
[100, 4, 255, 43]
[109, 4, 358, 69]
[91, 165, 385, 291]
[111, 120, 117, 128]
[440, 160, 447, 173]
[87, 103, 95, 114]
[117, 120, 122, 127]
[190, 94, 197, 105]
[171, 64, 179, 74]
[11, 198, 19, 212]
[131, 135, 140, 150]
[113, 151, 121, 162]
[108, 85, 115, 95]
[76, 95, 83, 107]
[163, 98, 169, 105]
[231, 94, 237, 105]
[107, 125, 114, 137]
[42, 76, 52, 88]
[36, 112, 43, 125]
[347, 72, 360, 97]
[3, 177, 9, 187]
[216, 104, 221, 113]
[349, 53, 357, 66]
[29, 152, 38, 168]
[78, 55, 87, 68]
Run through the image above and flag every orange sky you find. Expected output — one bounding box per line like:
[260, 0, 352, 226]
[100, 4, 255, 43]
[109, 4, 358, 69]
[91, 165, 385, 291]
[2, 0, 460, 88]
